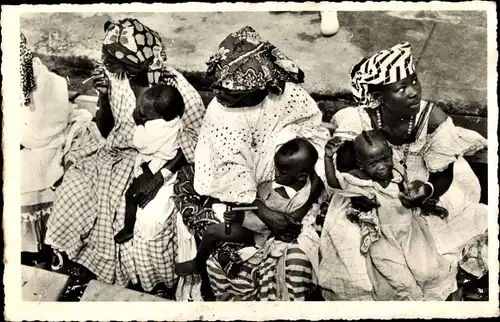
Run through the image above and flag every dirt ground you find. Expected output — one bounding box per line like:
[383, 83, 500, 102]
[20, 10, 488, 115]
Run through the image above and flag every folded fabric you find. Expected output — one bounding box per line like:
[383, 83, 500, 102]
[133, 118, 182, 175]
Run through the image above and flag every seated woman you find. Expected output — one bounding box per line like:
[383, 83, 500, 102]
[176, 137, 322, 278]
[20, 32, 97, 262]
[45, 18, 206, 296]
[174, 26, 331, 301]
[324, 130, 457, 300]
[318, 42, 488, 301]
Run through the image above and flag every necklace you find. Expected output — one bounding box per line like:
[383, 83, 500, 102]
[243, 103, 265, 149]
[376, 108, 414, 169]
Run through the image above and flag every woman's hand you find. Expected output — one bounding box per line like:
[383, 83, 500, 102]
[350, 196, 380, 212]
[399, 180, 433, 208]
[92, 67, 109, 96]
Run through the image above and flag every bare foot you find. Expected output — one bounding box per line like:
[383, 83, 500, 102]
[114, 229, 134, 244]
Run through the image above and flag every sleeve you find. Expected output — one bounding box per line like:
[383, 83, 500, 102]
[193, 100, 257, 204]
[422, 117, 487, 173]
[162, 66, 206, 164]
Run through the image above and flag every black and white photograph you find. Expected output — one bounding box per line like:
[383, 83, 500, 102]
[2, 1, 498, 320]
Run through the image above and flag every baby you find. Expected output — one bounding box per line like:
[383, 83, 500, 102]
[114, 84, 184, 244]
[324, 130, 457, 300]
[176, 137, 319, 276]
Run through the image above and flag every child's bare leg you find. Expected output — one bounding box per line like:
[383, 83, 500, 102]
[175, 223, 254, 276]
[114, 193, 138, 244]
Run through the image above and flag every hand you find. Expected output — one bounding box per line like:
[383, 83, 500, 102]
[325, 137, 343, 158]
[128, 168, 164, 208]
[91, 68, 109, 95]
[399, 180, 432, 208]
[223, 211, 238, 224]
[266, 211, 302, 243]
[350, 196, 380, 212]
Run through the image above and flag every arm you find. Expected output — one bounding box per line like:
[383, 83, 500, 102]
[428, 162, 454, 198]
[324, 137, 344, 188]
[325, 156, 340, 188]
[95, 94, 114, 138]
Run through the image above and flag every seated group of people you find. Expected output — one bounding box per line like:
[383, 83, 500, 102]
[20, 18, 489, 302]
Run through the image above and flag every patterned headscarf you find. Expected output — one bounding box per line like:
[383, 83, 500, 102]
[102, 18, 167, 85]
[350, 42, 416, 107]
[206, 26, 304, 95]
[20, 33, 36, 105]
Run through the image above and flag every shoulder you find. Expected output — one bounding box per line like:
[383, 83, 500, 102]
[426, 104, 448, 134]
[348, 169, 370, 180]
[281, 82, 313, 101]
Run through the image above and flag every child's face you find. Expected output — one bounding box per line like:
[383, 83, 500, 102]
[274, 156, 307, 187]
[133, 99, 162, 126]
[357, 143, 393, 181]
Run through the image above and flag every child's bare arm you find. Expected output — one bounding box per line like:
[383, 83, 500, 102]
[324, 137, 344, 188]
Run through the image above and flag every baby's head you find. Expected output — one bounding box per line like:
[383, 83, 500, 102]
[274, 137, 318, 187]
[353, 130, 393, 181]
[133, 84, 185, 126]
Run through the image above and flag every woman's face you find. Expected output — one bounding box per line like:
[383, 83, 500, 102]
[378, 73, 422, 118]
[214, 89, 248, 107]
[214, 88, 268, 108]
[103, 55, 125, 74]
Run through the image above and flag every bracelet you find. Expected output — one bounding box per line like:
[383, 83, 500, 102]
[423, 182, 435, 201]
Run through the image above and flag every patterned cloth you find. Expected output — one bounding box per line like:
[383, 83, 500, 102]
[46, 19, 205, 289]
[206, 26, 304, 94]
[103, 18, 164, 83]
[102, 18, 204, 162]
[194, 82, 330, 205]
[350, 42, 415, 106]
[173, 165, 317, 301]
[20, 32, 36, 106]
[318, 102, 488, 300]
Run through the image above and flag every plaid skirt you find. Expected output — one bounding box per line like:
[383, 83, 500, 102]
[46, 147, 178, 290]
[173, 164, 315, 301]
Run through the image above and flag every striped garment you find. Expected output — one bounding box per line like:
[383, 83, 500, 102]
[206, 244, 314, 301]
[350, 42, 415, 106]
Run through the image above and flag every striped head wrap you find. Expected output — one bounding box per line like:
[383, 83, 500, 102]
[350, 42, 416, 107]
[102, 18, 167, 85]
[20, 32, 36, 106]
[206, 26, 304, 95]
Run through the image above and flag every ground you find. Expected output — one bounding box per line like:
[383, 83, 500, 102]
[20, 10, 488, 116]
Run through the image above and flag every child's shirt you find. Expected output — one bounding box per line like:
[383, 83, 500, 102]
[242, 177, 312, 247]
[132, 118, 182, 177]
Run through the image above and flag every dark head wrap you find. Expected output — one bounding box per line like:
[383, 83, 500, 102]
[102, 18, 167, 85]
[20, 33, 36, 105]
[206, 26, 304, 95]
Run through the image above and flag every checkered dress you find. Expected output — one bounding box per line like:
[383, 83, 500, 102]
[46, 68, 205, 288]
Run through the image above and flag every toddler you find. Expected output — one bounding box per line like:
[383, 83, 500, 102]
[176, 137, 320, 276]
[324, 130, 457, 300]
[114, 84, 184, 244]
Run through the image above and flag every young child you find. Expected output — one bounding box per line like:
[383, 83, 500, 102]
[114, 84, 184, 244]
[324, 130, 457, 300]
[175, 137, 320, 276]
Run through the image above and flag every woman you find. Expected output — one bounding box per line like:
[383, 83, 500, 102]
[45, 18, 206, 294]
[318, 42, 488, 300]
[175, 26, 331, 301]
[20, 32, 96, 261]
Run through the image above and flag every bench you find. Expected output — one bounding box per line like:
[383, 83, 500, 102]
[22, 265, 70, 301]
[80, 280, 169, 301]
